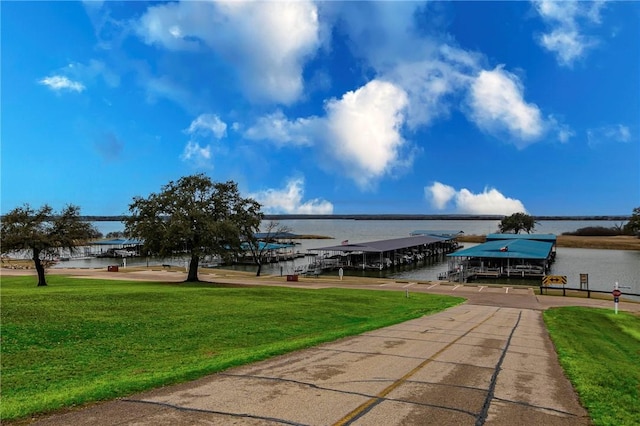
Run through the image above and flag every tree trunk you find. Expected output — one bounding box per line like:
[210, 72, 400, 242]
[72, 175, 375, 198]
[256, 261, 262, 277]
[33, 249, 47, 286]
[186, 254, 199, 282]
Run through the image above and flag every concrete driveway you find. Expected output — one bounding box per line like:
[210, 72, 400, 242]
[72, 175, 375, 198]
[20, 271, 611, 425]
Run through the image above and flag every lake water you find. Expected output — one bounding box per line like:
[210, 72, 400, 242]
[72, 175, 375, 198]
[63, 219, 639, 296]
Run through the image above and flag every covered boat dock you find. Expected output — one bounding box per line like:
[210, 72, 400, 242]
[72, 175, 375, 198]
[446, 234, 556, 282]
[92, 238, 143, 258]
[306, 234, 461, 274]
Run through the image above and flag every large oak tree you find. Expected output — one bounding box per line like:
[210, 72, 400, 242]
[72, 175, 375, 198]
[498, 212, 537, 234]
[1, 204, 97, 286]
[125, 174, 263, 282]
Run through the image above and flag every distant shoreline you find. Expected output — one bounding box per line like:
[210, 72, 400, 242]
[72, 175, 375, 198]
[77, 214, 632, 222]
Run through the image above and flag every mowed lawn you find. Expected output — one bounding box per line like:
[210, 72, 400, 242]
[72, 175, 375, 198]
[1, 275, 464, 421]
[544, 307, 640, 426]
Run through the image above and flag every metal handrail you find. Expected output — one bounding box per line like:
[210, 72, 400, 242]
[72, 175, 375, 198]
[540, 285, 640, 298]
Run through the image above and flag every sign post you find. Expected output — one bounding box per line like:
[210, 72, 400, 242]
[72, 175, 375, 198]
[580, 273, 589, 290]
[612, 281, 622, 315]
[542, 275, 567, 285]
[542, 275, 567, 295]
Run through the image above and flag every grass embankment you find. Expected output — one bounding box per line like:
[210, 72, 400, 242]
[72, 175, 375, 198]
[544, 307, 640, 425]
[0, 276, 464, 421]
[458, 234, 640, 250]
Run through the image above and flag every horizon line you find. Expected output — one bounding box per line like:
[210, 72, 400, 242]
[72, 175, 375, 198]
[75, 214, 632, 222]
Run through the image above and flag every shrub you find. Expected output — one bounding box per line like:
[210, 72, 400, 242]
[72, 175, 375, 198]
[562, 226, 620, 236]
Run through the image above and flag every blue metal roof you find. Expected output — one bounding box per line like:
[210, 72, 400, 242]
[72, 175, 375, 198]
[448, 239, 553, 260]
[486, 233, 557, 243]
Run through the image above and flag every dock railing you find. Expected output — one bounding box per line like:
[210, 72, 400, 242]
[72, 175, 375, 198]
[447, 266, 541, 282]
[540, 286, 640, 299]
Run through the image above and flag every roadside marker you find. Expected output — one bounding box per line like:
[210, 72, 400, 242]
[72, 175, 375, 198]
[613, 281, 622, 314]
[611, 282, 632, 313]
[543, 275, 567, 285]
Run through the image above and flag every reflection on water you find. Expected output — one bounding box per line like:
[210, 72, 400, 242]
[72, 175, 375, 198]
[553, 247, 640, 294]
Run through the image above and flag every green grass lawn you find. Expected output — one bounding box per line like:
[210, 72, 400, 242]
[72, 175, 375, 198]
[544, 307, 640, 426]
[0, 275, 464, 421]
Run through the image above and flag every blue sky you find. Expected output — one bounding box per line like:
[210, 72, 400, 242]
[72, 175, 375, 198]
[2, 1, 638, 216]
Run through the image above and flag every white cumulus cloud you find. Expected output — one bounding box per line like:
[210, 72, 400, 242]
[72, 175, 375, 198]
[466, 66, 544, 147]
[426, 182, 526, 215]
[426, 182, 456, 210]
[250, 178, 333, 214]
[539, 29, 592, 67]
[39, 75, 85, 93]
[244, 79, 412, 188]
[388, 54, 474, 129]
[180, 141, 211, 168]
[455, 188, 527, 215]
[324, 80, 409, 189]
[181, 114, 227, 168]
[136, 0, 321, 104]
[244, 110, 317, 147]
[186, 114, 227, 139]
[533, 0, 606, 67]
